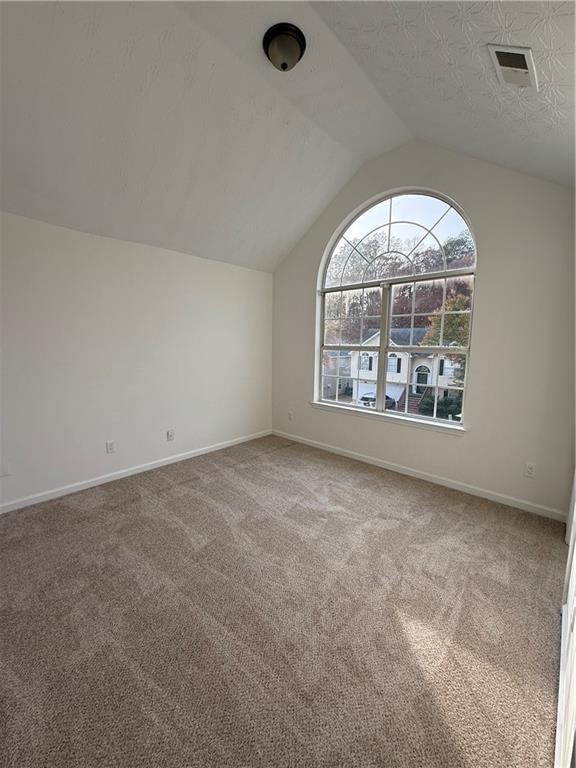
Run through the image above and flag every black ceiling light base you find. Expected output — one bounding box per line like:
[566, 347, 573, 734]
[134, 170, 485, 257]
[263, 23, 306, 72]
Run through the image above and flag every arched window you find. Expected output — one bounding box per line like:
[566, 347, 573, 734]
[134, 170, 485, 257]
[318, 191, 475, 424]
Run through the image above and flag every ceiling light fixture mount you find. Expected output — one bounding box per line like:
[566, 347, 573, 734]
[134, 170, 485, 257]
[263, 23, 306, 72]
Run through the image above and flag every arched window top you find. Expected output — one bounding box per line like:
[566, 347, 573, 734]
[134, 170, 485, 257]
[324, 192, 476, 289]
[317, 190, 475, 426]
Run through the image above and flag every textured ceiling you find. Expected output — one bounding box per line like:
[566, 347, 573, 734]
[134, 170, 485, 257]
[1, 2, 573, 272]
[315, 0, 575, 187]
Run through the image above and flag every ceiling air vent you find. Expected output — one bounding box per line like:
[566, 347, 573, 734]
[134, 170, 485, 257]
[487, 44, 538, 91]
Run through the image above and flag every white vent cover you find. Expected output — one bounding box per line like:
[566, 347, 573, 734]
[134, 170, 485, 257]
[487, 44, 539, 91]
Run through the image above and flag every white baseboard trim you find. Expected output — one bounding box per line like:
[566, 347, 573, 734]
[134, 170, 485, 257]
[274, 430, 567, 523]
[0, 429, 273, 515]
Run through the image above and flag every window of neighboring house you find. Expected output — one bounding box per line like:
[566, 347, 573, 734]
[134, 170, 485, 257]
[360, 352, 373, 371]
[318, 191, 475, 425]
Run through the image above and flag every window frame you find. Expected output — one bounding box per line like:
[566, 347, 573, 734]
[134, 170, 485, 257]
[315, 189, 475, 429]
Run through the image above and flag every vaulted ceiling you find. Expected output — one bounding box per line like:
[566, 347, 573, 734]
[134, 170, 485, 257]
[1, 2, 573, 272]
[314, 1, 574, 189]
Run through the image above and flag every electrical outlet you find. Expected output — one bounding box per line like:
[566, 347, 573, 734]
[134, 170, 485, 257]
[524, 462, 535, 479]
[287, 410, 294, 422]
[105, 440, 116, 454]
[167, 429, 175, 442]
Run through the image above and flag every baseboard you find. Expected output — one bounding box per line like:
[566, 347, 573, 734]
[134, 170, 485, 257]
[273, 430, 567, 523]
[3, 428, 566, 523]
[0, 429, 273, 514]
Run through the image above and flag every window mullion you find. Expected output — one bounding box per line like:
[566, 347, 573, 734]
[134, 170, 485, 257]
[376, 284, 390, 412]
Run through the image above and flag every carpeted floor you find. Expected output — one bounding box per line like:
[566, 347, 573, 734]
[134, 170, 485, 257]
[0, 436, 567, 768]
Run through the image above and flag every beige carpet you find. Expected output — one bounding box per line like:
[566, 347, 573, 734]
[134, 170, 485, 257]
[0, 436, 567, 768]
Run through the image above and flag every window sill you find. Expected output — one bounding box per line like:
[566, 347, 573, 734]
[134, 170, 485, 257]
[310, 400, 467, 434]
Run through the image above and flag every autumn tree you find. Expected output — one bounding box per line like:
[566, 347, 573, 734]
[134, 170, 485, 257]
[421, 295, 470, 347]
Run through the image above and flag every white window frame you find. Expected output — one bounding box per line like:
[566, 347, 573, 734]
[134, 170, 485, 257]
[315, 189, 475, 429]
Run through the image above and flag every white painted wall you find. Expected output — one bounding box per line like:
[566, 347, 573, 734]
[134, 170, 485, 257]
[273, 140, 575, 519]
[1, 213, 272, 509]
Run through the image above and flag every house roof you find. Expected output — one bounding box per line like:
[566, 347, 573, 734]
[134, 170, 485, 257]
[363, 328, 430, 347]
[390, 328, 430, 347]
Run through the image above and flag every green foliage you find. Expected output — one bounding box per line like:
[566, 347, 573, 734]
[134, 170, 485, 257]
[421, 295, 470, 347]
[444, 231, 475, 268]
[436, 392, 463, 420]
[418, 396, 435, 416]
[418, 392, 463, 419]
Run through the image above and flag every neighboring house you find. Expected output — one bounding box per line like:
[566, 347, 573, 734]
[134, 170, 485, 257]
[337, 331, 464, 419]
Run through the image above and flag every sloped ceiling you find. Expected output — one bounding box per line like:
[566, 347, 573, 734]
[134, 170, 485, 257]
[1, 2, 573, 272]
[0, 2, 410, 271]
[314, 0, 574, 187]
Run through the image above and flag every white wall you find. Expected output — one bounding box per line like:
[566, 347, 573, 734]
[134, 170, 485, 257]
[273, 140, 575, 519]
[1, 213, 272, 509]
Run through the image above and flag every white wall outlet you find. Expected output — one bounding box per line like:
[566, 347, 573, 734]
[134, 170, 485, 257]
[287, 410, 294, 422]
[524, 462, 535, 479]
[166, 429, 175, 442]
[105, 440, 116, 454]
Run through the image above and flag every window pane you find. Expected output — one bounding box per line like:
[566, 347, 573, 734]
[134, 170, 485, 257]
[386, 352, 408, 382]
[385, 383, 404, 411]
[337, 377, 354, 404]
[407, 354, 436, 415]
[391, 194, 449, 228]
[442, 313, 470, 347]
[436, 389, 464, 422]
[412, 353, 437, 388]
[354, 226, 390, 262]
[338, 351, 352, 378]
[358, 352, 371, 372]
[364, 253, 412, 281]
[390, 223, 428, 256]
[413, 314, 440, 346]
[431, 209, 475, 270]
[341, 251, 368, 287]
[341, 289, 363, 318]
[446, 275, 473, 310]
[361, 286, 381, 344]
[411, 234, 444, 274]
[439, 354, 466, 387]
[340, 289, 363, 344]
[322, 376, 338, 401]
[354, 350, 378, 380]
[391, 283, 413, 315]
[322, 350, 339, 377]
[362, 286, 382, 317]
[324, 319, 340, 345]
[324, 292, 341, 319]
[322, 350, 353, 379]
[362, 316, 380, 344]
[415, 392, 436, 418]
[356, 379, 377, 409]
[340, 318, 361, 345]
[342, 199, 390, 243]
[414, 279, 444, 314]
[390, 316, 411, 345]
[386, 352, 408, 412]
[325, 239, 353, 288]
